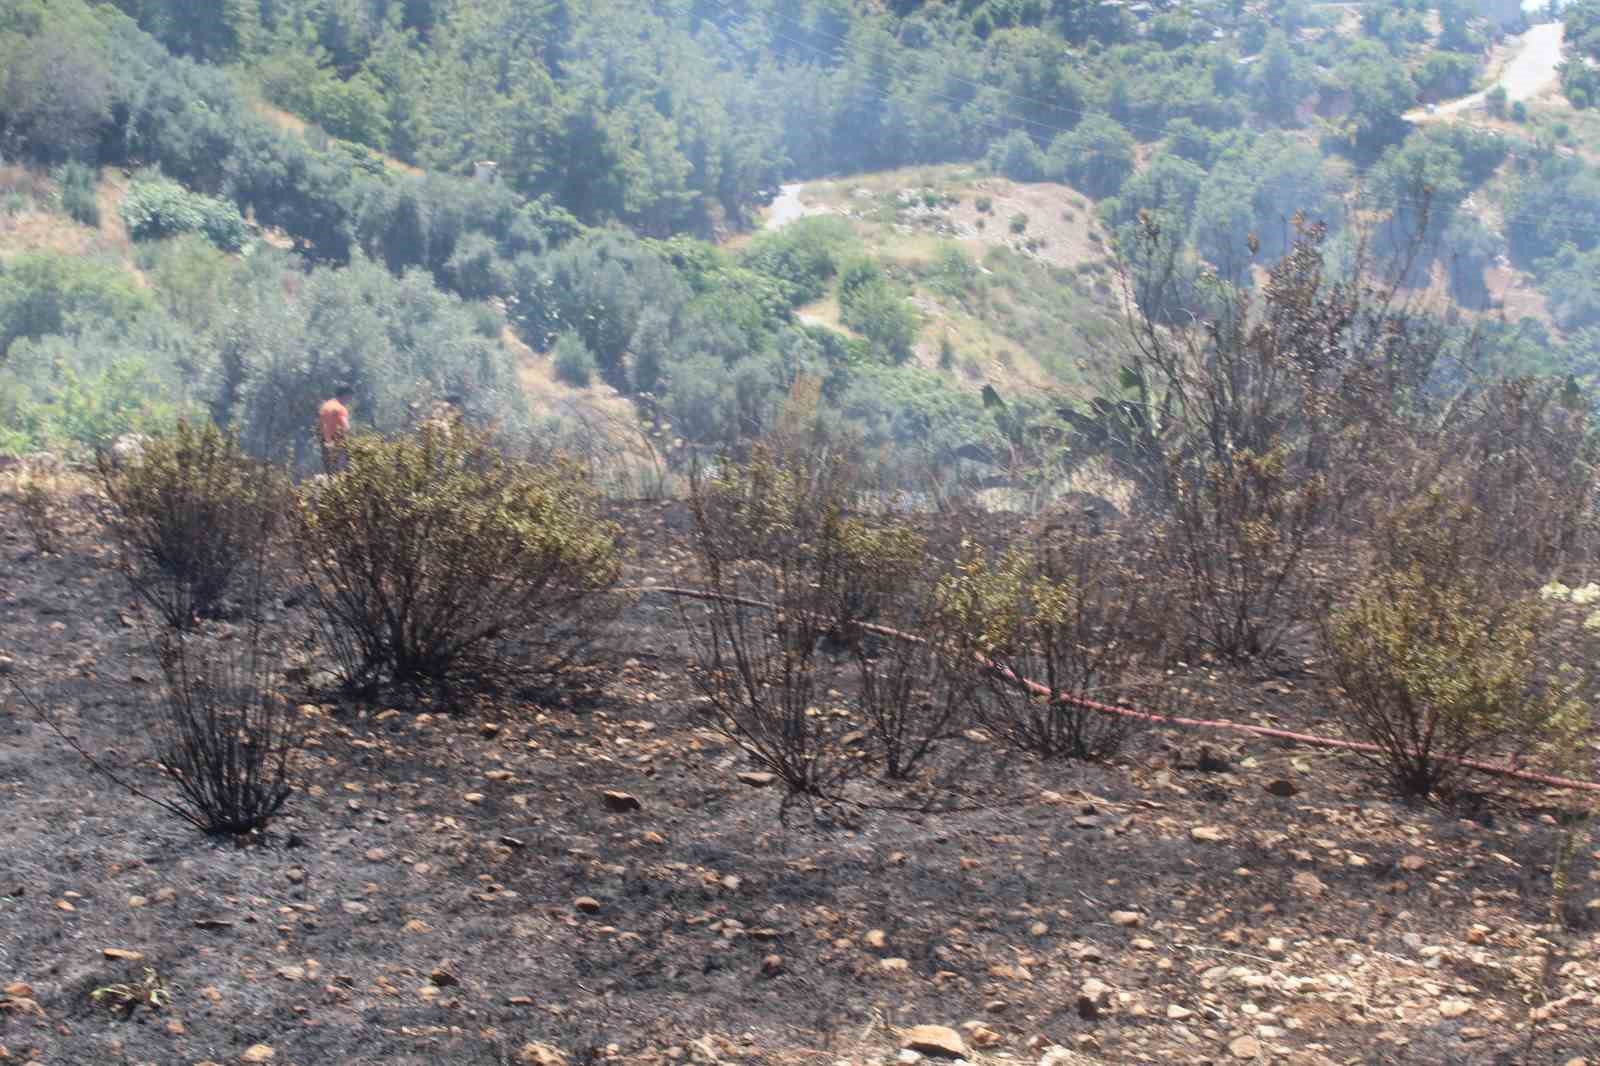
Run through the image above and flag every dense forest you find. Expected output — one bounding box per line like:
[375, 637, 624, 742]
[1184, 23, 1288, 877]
[3, 0, 1600, 486]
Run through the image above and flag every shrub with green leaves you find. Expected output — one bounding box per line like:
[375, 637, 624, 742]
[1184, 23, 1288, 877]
[119, 174, 249, 251]
[1324, 492, 1574, 798]
[296, 429, 623, 690]
[551, 331, 597, 387]
[98, 422, 285, 628]
[54, 161, 99, 226]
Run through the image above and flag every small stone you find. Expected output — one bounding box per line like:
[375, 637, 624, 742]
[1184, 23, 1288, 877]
[1167, 1004, 1194, 1020]
[865, 929, 888, 949]
[340, 901, 368, 916]
[1132, 937, 1156, 951]
[1110, 910, 1142, 927]
[966, 1024, 1002, 1048]
[1466, 924, 1490, 945]
[601, 790, 641, 812]
[463, 793, 484, 805]
[518, 1044, 567, 1066]
[5, 982, 35, 998]
[900, 1024, 968, 1059]
[880, 957, 911, 974]
[1077, 978, 1111, 1020]
[1291, 871, 1325, 897]
[574, 896, 602, 914]
[365, 848, 387, 862]
[1439, 998, 1472, 1018]
[1264, 779, 1298, 798]
[1229, 1035, 1261, 1059]
[479, 723, 501, 738]
[737, 772, 778, 787]
[1265, 937, 1286, 957]
[102, 948, 143, 961]
[1400, 855, 1426, 871]
[402, 919, 431, 934]
[761, 954, 784, 978]
[429, 962, 459, 987]
[240, 1046, 276, 1063]
[127, 895, 148, 908]
[193, 916, 235, 929]
[1029, 921, 1049, 936]
[1191, 825, 1225, 843]
[285, 868, 305, 884]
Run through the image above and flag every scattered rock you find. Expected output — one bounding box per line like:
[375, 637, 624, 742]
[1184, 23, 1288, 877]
[101, 948, 143, 961]
[463, 792, 485, 805]
[1110, 910, 1142, 927]
[1439, 998, 1472, 1018]
[1291, 871, 1325, 898]
[1229, 1035, 1261, 1059]
[1167, 1004, 1194, 1020]
[518, 1044, 567, 1066]
[1264, 779, 1298, 798]
[240, 1046, 275, 1064]
[574, 896, 602, 914]
[1400, 855, 1427, 872]
[1265, 937, 1286, 957]
[760, 954, 784, 978]
[365, 848, 387, 862]
[865, 929, 888, 949]
[601, 790, 641, 812]
[901, 1025, 968, 1060]
[429, 962, 459, 988]
[1077, 978, 1111, 1020]
[1191, 825, 1226, 843]
[193, 917, 235, 930]
[737, 772, 778, 788]
[880, 957, 911, 974]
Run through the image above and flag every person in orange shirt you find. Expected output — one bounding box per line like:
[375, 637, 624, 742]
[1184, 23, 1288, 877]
[318, 385, 354, 474]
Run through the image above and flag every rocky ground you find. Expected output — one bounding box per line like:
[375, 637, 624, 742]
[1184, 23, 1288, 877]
[1, 491, 1598, 1066]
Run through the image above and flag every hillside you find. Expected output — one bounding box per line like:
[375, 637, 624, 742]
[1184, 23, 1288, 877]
[1, 495, 1598, 1066]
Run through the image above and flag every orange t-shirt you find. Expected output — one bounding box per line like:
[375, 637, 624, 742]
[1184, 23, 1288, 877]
[319, 398, 350, 444]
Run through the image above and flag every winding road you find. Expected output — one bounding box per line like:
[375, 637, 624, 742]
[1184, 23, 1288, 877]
[1406, 21, 1565, 123]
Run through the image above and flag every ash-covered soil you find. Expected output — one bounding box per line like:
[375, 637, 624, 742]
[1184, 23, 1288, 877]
[1, 495, 1597, 1066]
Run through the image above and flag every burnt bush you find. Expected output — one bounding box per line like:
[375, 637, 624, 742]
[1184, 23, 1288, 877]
[295, 428, 623, 692]
[851, 600, 982, 780]
[935, 523, 1167, 761]
[151, 621, 303, 835]
[684, 446, 923, 802]
[97, 422, 285, 628]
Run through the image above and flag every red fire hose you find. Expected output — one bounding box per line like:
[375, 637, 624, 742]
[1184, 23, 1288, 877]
[633, 585, 1600, 796]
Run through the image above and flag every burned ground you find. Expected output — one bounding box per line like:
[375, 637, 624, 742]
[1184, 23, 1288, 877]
[1, 495, 1598, 1066]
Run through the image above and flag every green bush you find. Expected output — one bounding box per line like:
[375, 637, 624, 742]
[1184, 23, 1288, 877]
[120, 174, 249, 251]
[1009, 212, 1029, 234]
[54, 161, 99, 226]
[98, 421, 285, 628]
[0, 251, 152, 358]
[1324, 493, 1571, 798]
[551, 331, 597, 386]
[296, 429, 623, 690]
[739, 217, 854, 306]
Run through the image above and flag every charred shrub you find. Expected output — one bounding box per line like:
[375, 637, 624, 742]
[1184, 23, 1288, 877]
[935, 524, 1166, 760]
[296, 428, 622, 691]
[152, 622, 303, 835]
[11, 463, 61, 553]
[684, 447, 922, 801]
[98, 422, 284, 628]
[852, 595, 981, 780]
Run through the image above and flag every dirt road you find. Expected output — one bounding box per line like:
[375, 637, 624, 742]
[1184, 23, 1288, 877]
[1407, 21, 1565, 122]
